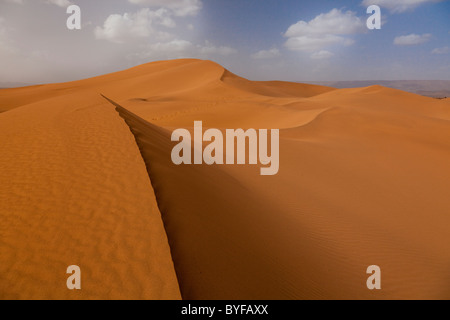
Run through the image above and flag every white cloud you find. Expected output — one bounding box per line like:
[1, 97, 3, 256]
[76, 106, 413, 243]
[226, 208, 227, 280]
[128, 39, 236, 61]
[95, 8, 176, 44]
[147, 39, 236, 56]
[284, 9, 364, 53]
[128, 0, 202, 16]
[95, 3, 235, 65]
[285, 9, 364, 37]
[285, 34, 354, 52]
[251, 48, 280, 59]
[362, 0, 443, 13]
[5, 0, 72, 6]
[432, 46, 450, 54]
[45, 0, 71, 7]
[148, 39, 194, 56]
[394, 33, 432, 45]
[310, 50, 334, 60]
[199, 41, 237, 56]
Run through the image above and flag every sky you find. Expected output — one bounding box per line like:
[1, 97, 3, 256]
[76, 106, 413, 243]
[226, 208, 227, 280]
[0, 0, 449, 84]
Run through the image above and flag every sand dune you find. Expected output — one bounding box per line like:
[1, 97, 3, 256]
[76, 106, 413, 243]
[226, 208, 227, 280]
[0, 88, 180, 300]
[307, 80, 450, 98]
[1, 59, 450, 299]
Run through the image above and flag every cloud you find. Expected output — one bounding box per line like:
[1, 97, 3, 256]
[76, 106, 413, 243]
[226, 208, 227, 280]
[45, 0, 71, 7]
[284, 9, 364, 53]
[95, 3, 235, 65]
[285, 34, 355, 52]
[310, 50, 334, 60]
[251, 48, 280, 59]
[432, 46, 450, 54]
[0, 17, 17, 55]
[147, 39, 194, 56]
[128, 39, 236, 61]
[151, 40, 236, 57]
[5, 0, 72, 6]
[95, 8, 176, 44]
[285, 9, 364, 37]
[361, 0, 443, 13]
[199, 41, 237, 56]
[394, 33, 432, 45]
[128, 0, 202, 16]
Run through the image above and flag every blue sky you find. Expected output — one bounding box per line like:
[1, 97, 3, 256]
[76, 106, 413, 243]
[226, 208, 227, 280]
[0, 0, 449, 84]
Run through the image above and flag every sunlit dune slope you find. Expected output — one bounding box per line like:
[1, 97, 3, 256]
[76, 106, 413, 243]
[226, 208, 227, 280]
[1, 59, 450, 299]
[0, 77, 181, 300]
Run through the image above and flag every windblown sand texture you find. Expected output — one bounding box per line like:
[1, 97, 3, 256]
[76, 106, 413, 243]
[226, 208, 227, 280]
[1, 59, 450, 299]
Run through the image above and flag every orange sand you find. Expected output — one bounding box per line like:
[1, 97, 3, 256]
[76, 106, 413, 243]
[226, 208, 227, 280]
[1, 59, 450, 299]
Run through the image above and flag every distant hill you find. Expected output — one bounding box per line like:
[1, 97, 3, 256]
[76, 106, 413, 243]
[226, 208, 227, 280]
[304, 80, 450, 98]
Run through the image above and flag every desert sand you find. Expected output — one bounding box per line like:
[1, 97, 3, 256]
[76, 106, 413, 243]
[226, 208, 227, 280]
[1, 59, 450, 299]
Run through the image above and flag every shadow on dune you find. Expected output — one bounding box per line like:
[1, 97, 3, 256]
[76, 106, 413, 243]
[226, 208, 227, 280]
[102, 95, 325, 300]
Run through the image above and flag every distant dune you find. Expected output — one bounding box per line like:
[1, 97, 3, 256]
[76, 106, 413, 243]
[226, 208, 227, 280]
[1, 59, 450, 299]
[306, 80, 450, 98]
